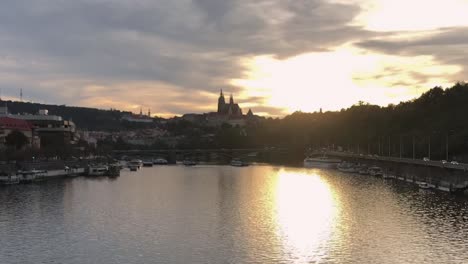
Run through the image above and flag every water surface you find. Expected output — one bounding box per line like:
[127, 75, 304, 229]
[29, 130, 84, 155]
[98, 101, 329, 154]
[1, 165, 468, 263]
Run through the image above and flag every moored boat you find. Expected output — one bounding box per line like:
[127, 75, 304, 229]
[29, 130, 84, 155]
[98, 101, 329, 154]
[18, 170, 47, 183]
[183, 160, 197, 166]
[153, 158, 168, 165]
[337, 162, 358, 173]
[358, 166, 369, 175]
[304, 156, 341, 169]
[368, 166, 383, 177]
[128, 159, 143, 169]
[87, 165, 109, 176]
[0, 174, 20, 185]
[231, 159, 249, 167]
[418, 182, 431, 189]
[143, 160, 153, 167]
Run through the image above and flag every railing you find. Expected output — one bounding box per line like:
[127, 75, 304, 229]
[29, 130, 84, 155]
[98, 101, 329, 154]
[315, 151, 468, 171]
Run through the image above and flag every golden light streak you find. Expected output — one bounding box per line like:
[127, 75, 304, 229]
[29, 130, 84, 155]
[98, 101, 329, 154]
[273, 169, 339, 262]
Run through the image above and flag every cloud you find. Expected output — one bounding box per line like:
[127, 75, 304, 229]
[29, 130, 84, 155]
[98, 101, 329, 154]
[1, 0, 465, 117]
[356, 27, 468, 82]
[0, 0, 374, 116]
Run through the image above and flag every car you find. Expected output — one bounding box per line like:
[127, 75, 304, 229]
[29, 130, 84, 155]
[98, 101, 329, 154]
[451, 161, 459, 165]
[441, 160, 447, 164]
[423, 157, 430, 161]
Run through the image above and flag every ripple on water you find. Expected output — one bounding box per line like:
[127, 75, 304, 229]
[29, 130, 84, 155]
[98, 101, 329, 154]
[1, 166, 468, 264]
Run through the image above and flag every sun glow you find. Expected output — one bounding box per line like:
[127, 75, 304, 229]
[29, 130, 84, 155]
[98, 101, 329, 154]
[352, 0, 468, 31]
[274, 169, 339, 262]
[233, 47, 462, 114]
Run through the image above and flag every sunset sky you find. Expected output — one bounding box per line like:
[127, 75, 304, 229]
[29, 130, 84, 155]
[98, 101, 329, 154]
[0, 0, 467, 117]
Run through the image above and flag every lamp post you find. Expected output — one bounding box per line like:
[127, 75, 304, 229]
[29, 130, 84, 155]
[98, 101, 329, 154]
[388, 137, 391, 157]
[446, 133, 449, 161]
[399, 135, 402, 159]
[428, 135, 431, 160]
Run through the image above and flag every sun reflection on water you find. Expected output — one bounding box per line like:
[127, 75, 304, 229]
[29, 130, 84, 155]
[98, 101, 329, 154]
[273, 169, 339, 263]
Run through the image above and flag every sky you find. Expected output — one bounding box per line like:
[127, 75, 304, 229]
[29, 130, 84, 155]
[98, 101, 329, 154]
[0, 0, 467, 117]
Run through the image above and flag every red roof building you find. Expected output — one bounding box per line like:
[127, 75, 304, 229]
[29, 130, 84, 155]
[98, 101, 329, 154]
[0, 117, 33, 131]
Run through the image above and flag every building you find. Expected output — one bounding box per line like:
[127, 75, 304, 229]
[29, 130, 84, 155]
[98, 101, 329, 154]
[0, 116, 39, 149]
[217, 90, 243, 117]
[121, 108, 153, 123]
[0, 106, 77, 147]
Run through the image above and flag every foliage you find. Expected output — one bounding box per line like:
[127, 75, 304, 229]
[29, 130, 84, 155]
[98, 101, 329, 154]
[5, 130, 29, 150]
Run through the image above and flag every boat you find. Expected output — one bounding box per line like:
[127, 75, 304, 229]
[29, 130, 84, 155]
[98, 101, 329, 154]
[337, 162, 358, 173]
[128, 159, 143, 169]
[183, 160, 197, 166]
[418, 182, 431, 189]
[18, 169, 47, 182]
[0, 174, 20, 185]
[153, 158, 168, 165]
[231, 159, 249, 167]
[303, 156, 341, 169]
[358, 166, 369, 175]
[142, 160, 153, 167]
[87, 165, 109, 176]
[129, 165, 139, 171]
[368, 166, 384, 177]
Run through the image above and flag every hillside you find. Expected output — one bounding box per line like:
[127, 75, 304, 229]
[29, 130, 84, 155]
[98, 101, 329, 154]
[1, 100, 132, 131]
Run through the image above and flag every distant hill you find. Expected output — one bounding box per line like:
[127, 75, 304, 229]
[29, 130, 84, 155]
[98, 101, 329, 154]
[0, 100, 132, 131]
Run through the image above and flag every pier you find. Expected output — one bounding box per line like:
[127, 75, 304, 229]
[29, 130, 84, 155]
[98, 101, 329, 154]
[317, 151, 468, 193]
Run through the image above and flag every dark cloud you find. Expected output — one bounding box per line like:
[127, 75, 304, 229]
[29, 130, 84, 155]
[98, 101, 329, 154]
[356, 27, 468, 82]
[0, 0, 376, 115]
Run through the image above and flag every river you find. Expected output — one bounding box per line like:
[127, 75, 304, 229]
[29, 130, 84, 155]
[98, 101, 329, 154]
[1, 165, 468, 263]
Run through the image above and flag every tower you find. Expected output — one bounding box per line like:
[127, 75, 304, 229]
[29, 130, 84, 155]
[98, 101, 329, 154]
[148, 108, 151, 117]
[217, 89, 226, 113]
[229, 93, 234, 104]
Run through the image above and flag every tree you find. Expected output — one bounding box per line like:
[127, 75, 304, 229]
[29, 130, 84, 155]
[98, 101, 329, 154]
[5, 130, 29, 150]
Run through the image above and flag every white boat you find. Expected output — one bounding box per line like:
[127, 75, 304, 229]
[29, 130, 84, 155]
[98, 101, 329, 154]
[304, 156, 341, 169]
[128, 159, 143, 169]
[418, 182, 431, 189]
[183, 160, 197, 166]
[0, 174, 20, 185]
[18, 170, 47, 182]
[87, 165, 109, 176]
[231, 159, 249, 167]
[153, 158, 168, 165]
[368, 166, 383, 177]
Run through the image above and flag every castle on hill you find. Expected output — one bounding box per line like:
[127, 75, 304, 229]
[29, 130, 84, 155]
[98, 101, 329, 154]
[217, 90, 253, 118]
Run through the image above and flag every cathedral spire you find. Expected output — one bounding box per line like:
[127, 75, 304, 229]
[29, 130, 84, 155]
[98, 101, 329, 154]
[229, 93, 234, 104]
[218, 89, 226, 113]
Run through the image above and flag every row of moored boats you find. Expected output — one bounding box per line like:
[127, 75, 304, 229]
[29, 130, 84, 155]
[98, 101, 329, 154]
[304, 156, 432, 189]
[124, 158, 249, 171]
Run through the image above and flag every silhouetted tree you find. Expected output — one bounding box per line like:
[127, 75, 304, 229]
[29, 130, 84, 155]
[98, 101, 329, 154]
[5, 130, 29, 150]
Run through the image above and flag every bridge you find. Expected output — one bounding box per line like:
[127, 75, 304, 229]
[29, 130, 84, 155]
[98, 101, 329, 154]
[113, 148, 291, 162]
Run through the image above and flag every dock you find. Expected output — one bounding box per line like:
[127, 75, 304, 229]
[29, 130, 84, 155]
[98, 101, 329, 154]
[315, 151, 468, 194]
